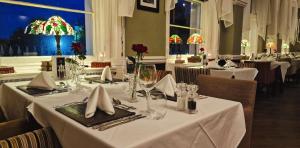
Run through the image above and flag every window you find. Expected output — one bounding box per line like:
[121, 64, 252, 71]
[0, 0, 93, 56]
[169, 0, 202, 55]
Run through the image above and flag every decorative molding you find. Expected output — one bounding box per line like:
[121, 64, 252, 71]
[233, 0, 248, 7]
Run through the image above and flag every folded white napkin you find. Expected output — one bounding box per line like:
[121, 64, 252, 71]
[225, 60, 237, 67]
[154, 74, 176, 97]
[28, 72, 57, 90]
[101, 66, 112, 81]
[85, 85, 115, 118]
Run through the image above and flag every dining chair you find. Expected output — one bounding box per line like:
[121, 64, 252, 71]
[0, 127, 61, 148]
[0, 113, 41, 140]
[244, 61, 276, 95]
[175, 67, 209, 83]
[237, 62, 255, 68]
[197, 75, 257, 148]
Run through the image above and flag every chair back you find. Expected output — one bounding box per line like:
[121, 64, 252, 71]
[175, 67, 209, 83]
[245, 61, 275, 85]
[0, 127, 61, 148]
[237, 62, 255, 68]
[197, 75, 257, 148]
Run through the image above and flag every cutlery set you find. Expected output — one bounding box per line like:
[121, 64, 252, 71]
[92, 114, 145, 131]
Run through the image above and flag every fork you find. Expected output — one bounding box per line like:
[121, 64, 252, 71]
[112, 98, 136, 110]
[54, 97, 88, 108]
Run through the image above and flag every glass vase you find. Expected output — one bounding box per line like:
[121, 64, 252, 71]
[128, 62, 140, 103]
[67, 62, 84, 90]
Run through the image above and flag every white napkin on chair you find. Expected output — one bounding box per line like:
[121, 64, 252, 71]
[28, 72, 57, 90]
[85, 85, 115, 118]
[101, 66, 112, 81]
[154, 74, 176, 97]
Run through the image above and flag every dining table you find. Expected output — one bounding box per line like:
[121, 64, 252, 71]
[0, 80, 246, 148]
[207, 67, 258, 81]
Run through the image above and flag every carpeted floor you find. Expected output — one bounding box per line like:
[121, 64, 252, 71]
[251, 83, 300, 148]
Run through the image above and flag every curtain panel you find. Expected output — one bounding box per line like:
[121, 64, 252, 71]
[202, 0, 220, 59]
[92, 0, 135, 66]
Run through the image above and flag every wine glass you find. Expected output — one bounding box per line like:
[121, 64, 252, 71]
[138, 64, 163, 119]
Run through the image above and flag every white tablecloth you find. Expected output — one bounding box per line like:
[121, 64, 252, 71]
[210, 68, 258, 81]
[271, 61, 291, 82]
[1, 81, 246, 148]
[0, 81, 127, 120]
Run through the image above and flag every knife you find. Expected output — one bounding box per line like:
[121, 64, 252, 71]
[92, 114, 145, 131]
[98, 114, 145, 131]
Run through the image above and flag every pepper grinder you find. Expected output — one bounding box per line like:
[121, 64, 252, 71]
[187, 97, 197, 114]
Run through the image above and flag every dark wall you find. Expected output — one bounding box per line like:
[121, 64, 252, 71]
[219, 5, 244, 55]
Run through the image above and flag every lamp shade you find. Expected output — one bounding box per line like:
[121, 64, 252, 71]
[24, 20, 46, 35]
[187, 33, 203, 44]
[42, 16, 74, 35]
[24, 16, 75, 55]
[169, 34, 182, 44]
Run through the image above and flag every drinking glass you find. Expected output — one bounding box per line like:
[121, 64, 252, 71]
[138, 64, 164, 119]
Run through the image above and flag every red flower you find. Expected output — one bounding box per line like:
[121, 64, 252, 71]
[200, 48, 205, 52]
[131, 44, 148, 54]
[71, 42, 82, 53]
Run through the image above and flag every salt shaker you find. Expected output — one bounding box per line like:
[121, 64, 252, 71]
[177, 90, 187, 111]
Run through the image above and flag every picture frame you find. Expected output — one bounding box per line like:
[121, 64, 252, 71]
[137, 0, 160, 13]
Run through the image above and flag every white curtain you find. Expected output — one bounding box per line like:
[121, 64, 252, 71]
[267, 0, 280, 40]
[242, 0, 251, 39]
[216, 0, 234, 28]
[202, 0, 220, 58]
[92, 0, 124, 65]
[281, 0, 298, 44]
[165, 0, 178, 12]
[252, 0, 271, 40]
[118, 0, 136, 17]
[249, 14, 258, 56]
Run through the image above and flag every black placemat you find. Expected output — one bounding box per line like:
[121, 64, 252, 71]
[85, 77, 124, 84]
[17, 85, 68, 96]
[55, 103, 135, 127]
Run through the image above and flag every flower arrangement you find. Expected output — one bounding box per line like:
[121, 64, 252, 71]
[241, 39, 250, 48]
[132, 44, 148, 61]
[199, 47, 205, 54]
[241, 39, 250, 55]
[129, 44, 148, 102]
[65, 42, 86, 87]
[66, 42, 86, 65]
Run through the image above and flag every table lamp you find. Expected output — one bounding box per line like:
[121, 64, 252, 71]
[187, 33, 203, 63]
[25, 16, 74, 55]
[169, 34, 184, 64]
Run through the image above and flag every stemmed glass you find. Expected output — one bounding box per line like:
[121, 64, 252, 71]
[138, 64, 164, 119]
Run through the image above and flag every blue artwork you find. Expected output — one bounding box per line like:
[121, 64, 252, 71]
[0, 0, 92, 56]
